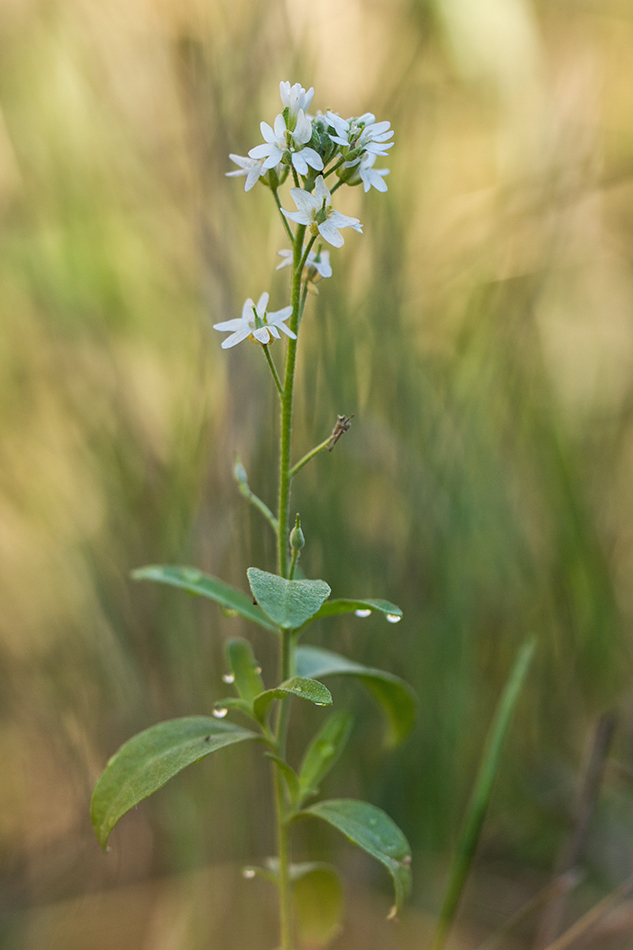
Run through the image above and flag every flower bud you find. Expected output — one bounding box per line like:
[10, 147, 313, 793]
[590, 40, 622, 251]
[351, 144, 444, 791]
[290, 514, 305, 552]
[233, 455, 248, 486]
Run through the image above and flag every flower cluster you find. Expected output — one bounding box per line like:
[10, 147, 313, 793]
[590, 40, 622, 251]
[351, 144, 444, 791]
[219, 81, 392, 348]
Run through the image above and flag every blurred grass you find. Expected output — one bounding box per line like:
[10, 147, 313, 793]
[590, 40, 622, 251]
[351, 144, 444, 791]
[3, 0, 633, 946]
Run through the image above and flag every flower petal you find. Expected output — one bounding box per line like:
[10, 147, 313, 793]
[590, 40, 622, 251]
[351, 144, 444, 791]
[260, 121, 276, 144]
[256, 292, 269, 315]
[301, 147, 324, 171]
[263, 148, 283, 169]
[276, 322, 297, 339]
[282, 208, 311, 226]
[292, 152, 308, 176]
[249, 143, 273, 159]
[289, 186, 319, 215]
[222, 328, 251, 348]
[268, 306, 293, 322]
[252, 326, 271, 344]
[314, 175, 331, 206]
[273, 113, 287, 140]
[318, 220, 344, 247]
[328, 210, 362, 231]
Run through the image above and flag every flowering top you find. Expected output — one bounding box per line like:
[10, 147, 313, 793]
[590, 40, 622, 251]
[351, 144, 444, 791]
[213, 293, 295, 349]
[249, 112, 324, 177]
[282, 175, 362, 248]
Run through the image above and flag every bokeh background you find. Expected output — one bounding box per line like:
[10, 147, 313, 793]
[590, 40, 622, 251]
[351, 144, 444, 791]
[3, 0, 633, 946]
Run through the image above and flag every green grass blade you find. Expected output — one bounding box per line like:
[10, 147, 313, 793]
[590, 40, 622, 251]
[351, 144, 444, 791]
[430, 639, 536, 950]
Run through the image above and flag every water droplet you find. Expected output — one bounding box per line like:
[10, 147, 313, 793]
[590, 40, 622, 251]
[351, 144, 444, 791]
[355, 608, 371, 618]
[255, 666, 262, 674]
[295, 685, 303, 692]
[386, 614, 401, 624]
[242, 868, 256, 879]
[222, 672, 235, 684]
[314, 702, 327, 706]
[213, 706, 228, 719]
[183, 568, 201, 583]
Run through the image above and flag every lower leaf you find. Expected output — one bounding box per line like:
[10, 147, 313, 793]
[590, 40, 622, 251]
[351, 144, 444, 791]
[299, 798, 412, 914]
[293, 863, 344, 947]
[91, 717, 258, 849]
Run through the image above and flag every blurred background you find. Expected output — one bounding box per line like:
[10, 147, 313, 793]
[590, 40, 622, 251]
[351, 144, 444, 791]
[3, 0, 633, 946]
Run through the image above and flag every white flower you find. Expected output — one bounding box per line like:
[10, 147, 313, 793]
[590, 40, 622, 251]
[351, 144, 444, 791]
[276, 248, 332, 279]
[326, 111, 394, 166]
[248, 111, 324, 177]
[213, 293, 295, 349]
[279, 81, 314, 121]
[358, 153, 389, 193]
[281, 175, 362, 248]
[226, 153, 267, 191]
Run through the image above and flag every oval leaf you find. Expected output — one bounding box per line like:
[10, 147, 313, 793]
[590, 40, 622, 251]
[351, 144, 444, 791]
[299, 711, 353, 803]
[313, 598, 403, 622]
[253, 676, 332, 721]
[300, 799, 412, 914]
[132, 565, 278, 633]
[247, 567, 331, 630]
[293, 864, 344, 947]
[91, 717, 257, 849]
[226, 638, 265, 706]
[295, 646, 417, 746]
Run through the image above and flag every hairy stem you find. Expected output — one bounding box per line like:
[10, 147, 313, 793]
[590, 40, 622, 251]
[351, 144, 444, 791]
[277, 224, 306, 578]
[273, 187, 295, 243]
[289, 437, 331, 479]
[263, 344, 284, 397]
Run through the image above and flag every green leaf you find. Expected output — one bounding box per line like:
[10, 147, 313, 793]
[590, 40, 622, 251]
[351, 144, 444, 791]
[247, 567, 330, 630]
[293, 863, 344, 947]
[91, 717, 258, 849]
[226, 638, 265, 706]
[132, 565, 278, 634]
[253, 676, 332, 722]
[313, 598, 403, 623]
[430, 639, 536, 950]
[295, 646, 417, 746]
[299, 711, 353, 802]
[300, 799, 412, 914]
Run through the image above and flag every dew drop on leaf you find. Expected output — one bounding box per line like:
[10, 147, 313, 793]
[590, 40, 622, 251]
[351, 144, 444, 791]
[242, 868, 256, 879]
[183, 568, 202, 583]
[222, 672, 235, 683]
[213, 706, 228, 718]
[386, 614, 401, 624]
[355, 609, 371, 618]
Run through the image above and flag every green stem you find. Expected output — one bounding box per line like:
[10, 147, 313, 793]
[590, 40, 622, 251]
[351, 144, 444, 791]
[273, 187, 295, 244]
[277, 224, 306, 578]
[323, 156, 345, 179]
[289, 549, 300, 579]
[263, 344, 284, 397]
[273, 627, 294, 949]
[289, 437, 331, 479]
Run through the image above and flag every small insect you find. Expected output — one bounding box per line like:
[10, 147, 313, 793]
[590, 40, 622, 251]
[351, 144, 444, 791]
[204, 734, 211, 742]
